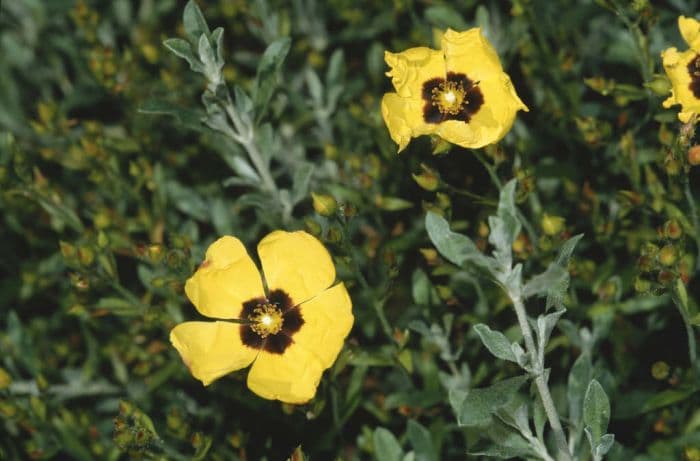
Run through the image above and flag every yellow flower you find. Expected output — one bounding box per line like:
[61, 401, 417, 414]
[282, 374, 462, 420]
[170, 231, 353, 404]
[662, 16, 700, 122]
[381, 28, 528, 153]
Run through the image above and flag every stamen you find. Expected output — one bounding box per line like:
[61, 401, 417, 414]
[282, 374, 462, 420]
[431, 80, 467, 115]
[248, 302, 284, 338]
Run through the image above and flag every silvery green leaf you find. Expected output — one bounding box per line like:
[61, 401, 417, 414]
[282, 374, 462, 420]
[511, 342, 528, 368]
[474, 324, 517, 363]
[162, 38, 203, 72]
[523, 234, 582, 310]
[536, 309, 566, 355]
[326, 49, 345, 87]
[468, 421, 534, 459]
[453, 375, 529, 427]
[548, 234, 583, 309]
[291, 162, 314, 205]
[210, 27, 224, 66]
[467, 444, 533, 459]
[306, 68, 324, 105]
[198, 34, 221, 84]
[229, 156, 260, 182]
[406, 420, 437, 461]
[567, 353, 592, 427]
[500, 263, 522, 297]
[183, 0, 211, 43]
[533, 397, 546, 442]
[425, 212, 496, 271]
[254, 37, 292, 122]
[233, 85, 254, 118]
[596, 434, 615, 458]
[583, 379, 610, 444]
[488, 179, 520, 269]
[373, 427, 403, 461]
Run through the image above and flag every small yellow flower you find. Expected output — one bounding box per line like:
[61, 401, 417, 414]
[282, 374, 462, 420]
[381, 28, 528, 153]
[661, 16, 700, 122]
[170, 231, 354, 404]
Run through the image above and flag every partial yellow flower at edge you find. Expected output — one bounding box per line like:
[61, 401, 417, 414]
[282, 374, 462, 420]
[381, 27, 528, 153]
[170, 231, 354, 404]
[662, 16, 700, 123]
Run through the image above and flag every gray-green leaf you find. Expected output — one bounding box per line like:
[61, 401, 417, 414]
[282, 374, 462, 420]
[254, 37, 292, 122]
[583, 379, 610, 444]
[183, 0, 211, 43]
[474, 324, 517, 363]
[373, 427, 403, 461]
[406, 420, 437, 461]
[452, 375, 529, 427]
[567, 353, 592, 427]
[488, 179, 520, 269]
[163, 38, 202, 72]
[425, 212, 495, 271]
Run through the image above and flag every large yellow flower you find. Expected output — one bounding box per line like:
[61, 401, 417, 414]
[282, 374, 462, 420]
[381, 28, 528, 153]
[662, 16, 700, 122]
[170, 231, 353, 404]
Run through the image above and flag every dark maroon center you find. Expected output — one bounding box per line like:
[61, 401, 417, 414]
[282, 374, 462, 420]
[687, 54, 700, 98]
[422, 72, 484, 124]
[240, 289, 303, 354]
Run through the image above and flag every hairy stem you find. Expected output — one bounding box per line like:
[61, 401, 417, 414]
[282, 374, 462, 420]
[510, 295, 573, 461]
[685, 181, 700, 271]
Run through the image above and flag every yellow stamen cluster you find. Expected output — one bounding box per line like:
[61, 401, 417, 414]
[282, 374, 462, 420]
[432, 80, 467, 115]
[248, 303, 284, 338]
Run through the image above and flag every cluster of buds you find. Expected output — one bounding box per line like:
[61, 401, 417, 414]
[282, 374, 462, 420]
[635, 219, 691, 293]
[113, 401, 159, 454]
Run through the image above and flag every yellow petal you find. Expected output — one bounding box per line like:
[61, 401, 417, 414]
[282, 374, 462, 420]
[384, 47, 445, 99]
[293, 283, 353, 369]
[661, 46, 700, 121]
[170, 321, 257, 386]
[679, 16, 700, 51]
[184, 236, 265, 319]
[381, 92, 435, 152]
[441, 28, 504, 82]
[246, 344, 324, 404]
[257, 230, 335, 306]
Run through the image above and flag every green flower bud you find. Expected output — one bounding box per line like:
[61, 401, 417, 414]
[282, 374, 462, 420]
[658, 245, 676, 266]
[651, 361, 670, 380]
[311, 192, 337, 217]
[643, 74, 671, 96]
[541, 213, 565, 236]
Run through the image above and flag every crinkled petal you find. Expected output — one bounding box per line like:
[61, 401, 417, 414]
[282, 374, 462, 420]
[680, 16, 700, 51]
[661, 46, 700, 121]
[258, 230, 335, 307]
[246, 344, 324, 404]
[384, 47, 445, 99]
[170, 321, 257, 386]
[381, 92, 436, 152]
[185, 236, 265, 319]
[293, 283, 353, 369]
[441, 28, 504, 82]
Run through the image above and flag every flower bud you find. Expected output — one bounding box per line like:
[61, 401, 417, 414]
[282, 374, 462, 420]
[311, 192, 337, 217]
[664, 220, 682, 239]
[651, 361, 670, 380]
[658, 245, 676, 266]
[644, 74, 671, 96]
[634, 277, 651, 293]
[541, 213, 565, 236]
[411, 164, 439, 191]
[689, 145, 700, 166]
